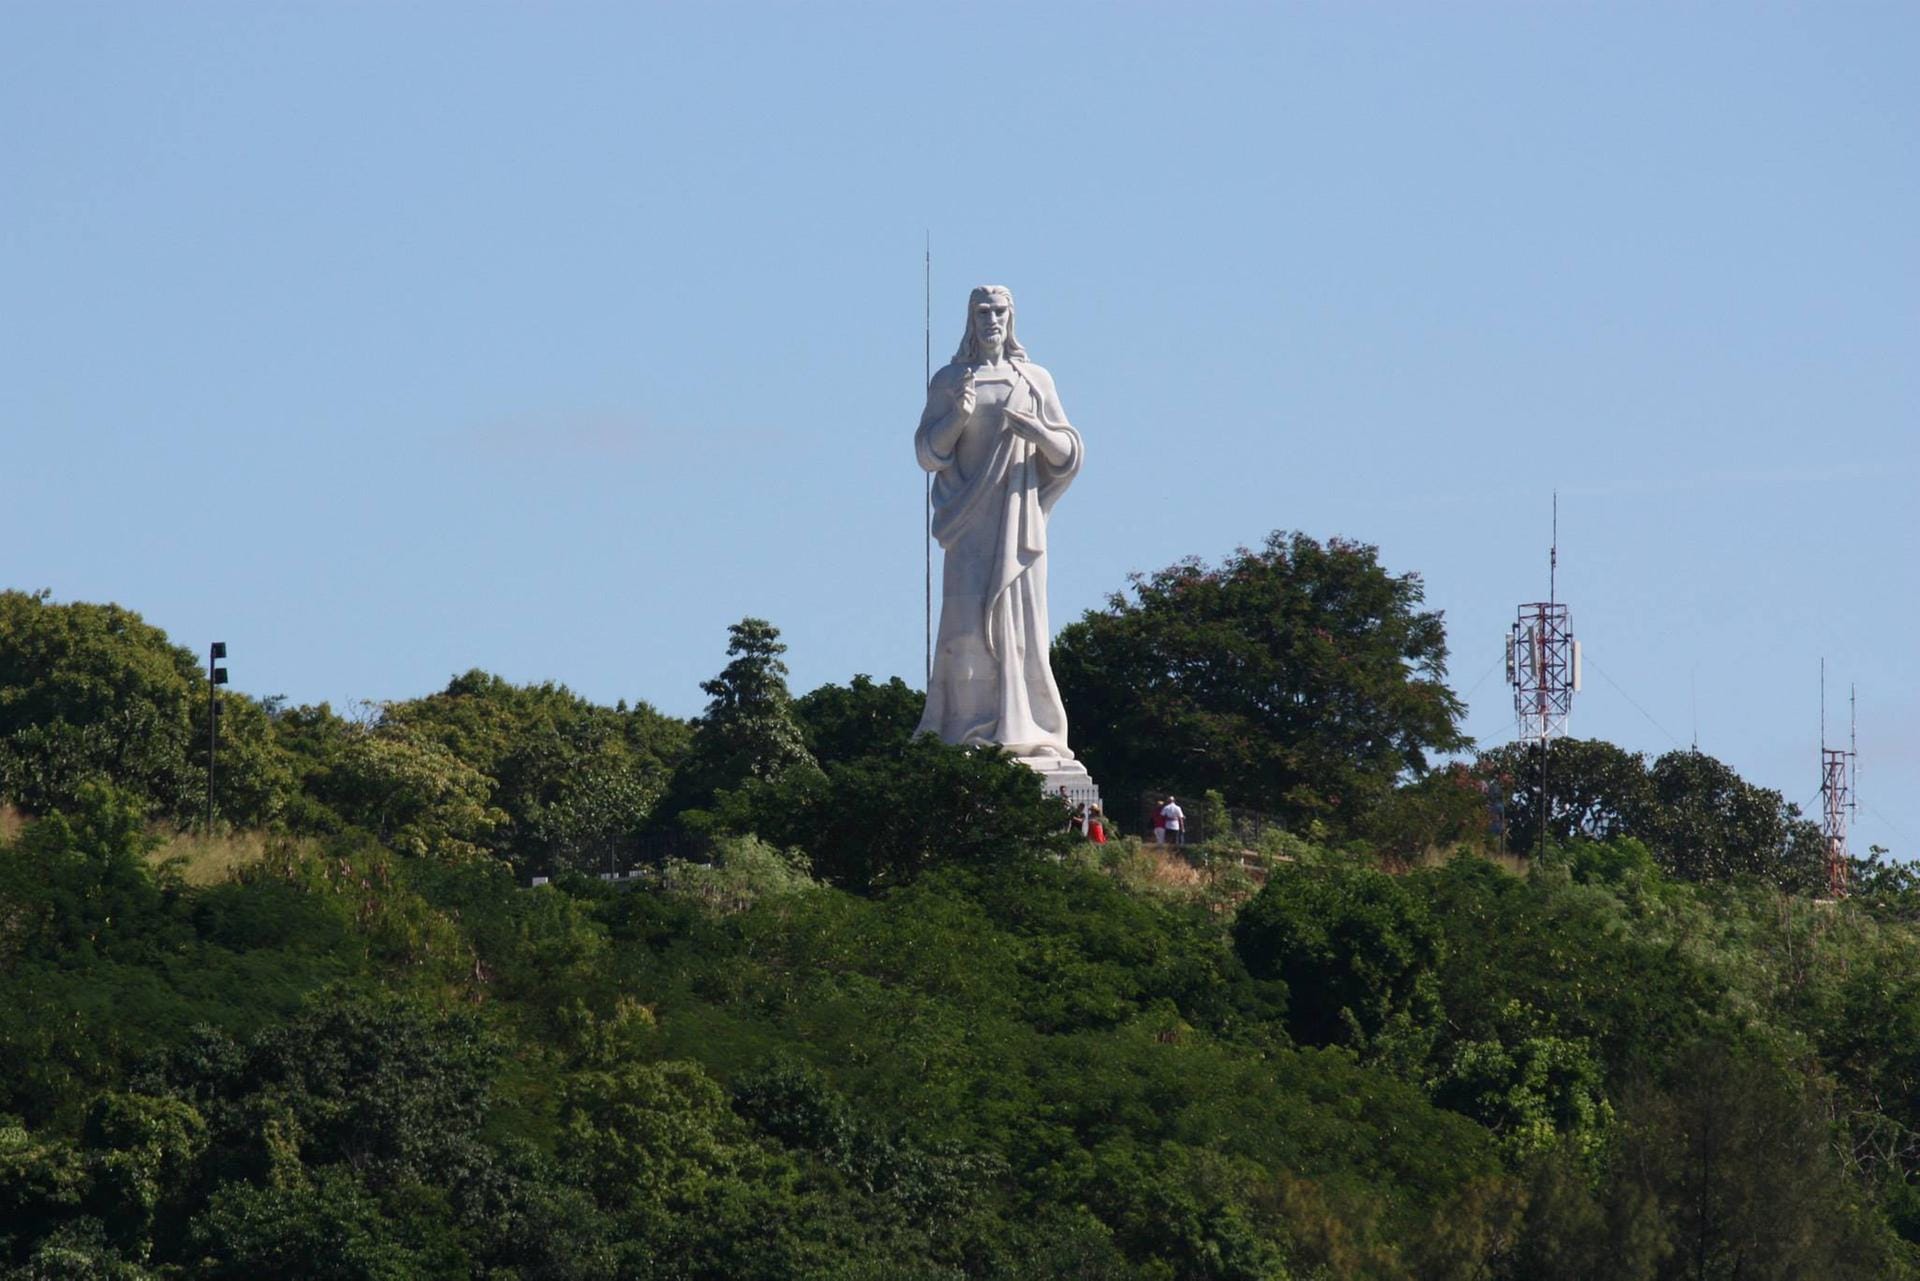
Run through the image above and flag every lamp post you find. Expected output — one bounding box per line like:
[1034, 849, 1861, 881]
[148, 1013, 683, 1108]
[207, 642, 228, 831]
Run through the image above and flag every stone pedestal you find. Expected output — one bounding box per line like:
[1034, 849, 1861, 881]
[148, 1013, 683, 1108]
[1019, 755, 1102, 814]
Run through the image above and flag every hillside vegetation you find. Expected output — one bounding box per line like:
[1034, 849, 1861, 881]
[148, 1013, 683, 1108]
[2, 535, 1915, 1280]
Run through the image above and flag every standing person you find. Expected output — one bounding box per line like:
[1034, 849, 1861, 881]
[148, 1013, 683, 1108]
[1088, 805, 1107, 844]
[1160, 796, 1186, 846]
[1152, 801, 1167, 845]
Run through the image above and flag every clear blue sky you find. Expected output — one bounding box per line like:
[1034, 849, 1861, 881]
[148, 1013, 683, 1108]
[4, 4, 1915, 856]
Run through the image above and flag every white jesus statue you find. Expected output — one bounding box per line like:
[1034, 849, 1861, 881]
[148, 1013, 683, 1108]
[915, 285, 1084, 768]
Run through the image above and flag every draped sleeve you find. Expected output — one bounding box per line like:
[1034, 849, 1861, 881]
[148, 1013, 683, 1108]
[915, 360, 1082, 555]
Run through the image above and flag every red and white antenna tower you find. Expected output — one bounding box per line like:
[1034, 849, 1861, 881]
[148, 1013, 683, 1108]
[1506, 496, 1582, 744]
[1505, 496, 1581, 857]
[1820, 661, 1857, 898]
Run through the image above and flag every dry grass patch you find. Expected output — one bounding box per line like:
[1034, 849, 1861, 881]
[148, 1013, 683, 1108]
[0, 804, 25, 845]
[1144, 845, 1207, 889]
[147, 826, 276, 886]
[1389, 843, 1530, 878]
[1083, 839, 1271, 918]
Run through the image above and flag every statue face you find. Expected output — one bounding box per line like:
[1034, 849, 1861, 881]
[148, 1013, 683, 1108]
[971, 297, 1010, 353]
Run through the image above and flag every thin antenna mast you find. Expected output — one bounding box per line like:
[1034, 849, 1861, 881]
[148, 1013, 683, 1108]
[923, 234, 933, 685]
[1549, 491, 1558, 607]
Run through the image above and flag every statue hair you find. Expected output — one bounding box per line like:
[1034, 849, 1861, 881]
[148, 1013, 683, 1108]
[953, 285, 1029, 364]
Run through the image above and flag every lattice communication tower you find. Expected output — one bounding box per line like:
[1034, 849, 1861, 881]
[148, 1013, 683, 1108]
[1506, 500, 1581, 745]
[1507, 603, 1581, 743]
[1820, 668, 1856, 899]
[1501, 501, 1583, 861]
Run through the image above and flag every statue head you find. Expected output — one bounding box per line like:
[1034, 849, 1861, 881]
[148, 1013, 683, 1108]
[954, 285, 1028, 364]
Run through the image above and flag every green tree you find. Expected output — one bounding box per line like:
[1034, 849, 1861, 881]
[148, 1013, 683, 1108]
[1, 783, 166, 965]
[1614, 1040, 1899, 1281]
[1641, 749, 1824, 889]
[1, 1218, 161, 1280]
[228, 990, 498, 1188]
[711, 735, 1071, 893]
[1362, 764, 1496, 863]
[1429, 1033, 1612, 1164]
[264, 700, 358, 833]
[1232, 859, 1444, 1063]
[384, 671, 688, 875]
[1497, 1147, 1666, 1281]
[659, 619, 819, 822]
[81, 1092, 208, 1262]
[441, 1139, 618, 1281]
[556, 1059, 768, 1233]
[1475, 737, 1655, 854]
[1847, 845, 1920, 918]
[189, 1166, 427, 1281]
[131, 989, 498, 1199]
[793, 674, 926, 768]
[0, 591, 289, 827]
[1476, 741, 1824, 888]
[1052, 532, 1467, 831]
[1416, 851, 1717, 1090]
[319, 720, 505, 861]
[1817, 947, 1920, 1140]
[659, 834, 819, 915]
[1075, 1141, 1296, 1281]
[0, 1121, 88, 1261]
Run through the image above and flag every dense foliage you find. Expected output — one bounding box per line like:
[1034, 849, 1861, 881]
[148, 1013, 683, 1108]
[5, 786, 1914, 1278]
[3, 578, 1915, 1278]
[0, 590, 289, 827]
[708, 733, 1073, 893]
[792, 674, 925, 769]
[657, 617, 819, 824]
[1053, 532, 1468, 832]
[378, 671, 687, 874]
[1477, 738, 1826, 888]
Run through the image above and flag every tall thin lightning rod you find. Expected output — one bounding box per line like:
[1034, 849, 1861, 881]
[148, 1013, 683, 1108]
[1851, 684, 1858, 824]
[1549, 490, 1558, 608]
[923, 234, 933, 685]
[1821, 658, 1827, 757]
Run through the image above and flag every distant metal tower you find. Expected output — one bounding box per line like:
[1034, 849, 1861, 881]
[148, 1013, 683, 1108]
[1506, 499, 1582, 743]
[1508, 603, 1580, 743]
[1505, 498, 1581, 857]
[1820, 663, 1856, 898]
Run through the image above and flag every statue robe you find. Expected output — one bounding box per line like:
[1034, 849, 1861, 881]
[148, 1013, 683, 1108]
[914, 357, 1082, 758]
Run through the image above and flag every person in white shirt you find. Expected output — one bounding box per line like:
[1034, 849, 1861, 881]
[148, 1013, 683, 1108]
[1159, 798, 1185, 846]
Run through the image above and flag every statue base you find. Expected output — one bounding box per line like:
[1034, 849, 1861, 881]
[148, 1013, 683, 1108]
[1017, 755, 1102, 815]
